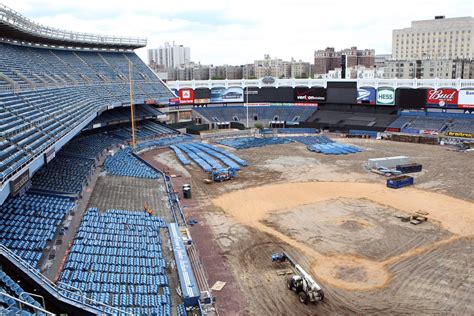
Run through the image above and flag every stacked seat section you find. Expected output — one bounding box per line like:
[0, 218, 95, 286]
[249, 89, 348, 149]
[104, 148, 160, 179]
[0, 193, 75, 267]
[173, 144, 217, 172]
[58, 208, 171, 315]
[218, 137, 291, 149]
[276, 128, 317, 134]
[134, 135, 192, 151]
[170, 142, 248, 172]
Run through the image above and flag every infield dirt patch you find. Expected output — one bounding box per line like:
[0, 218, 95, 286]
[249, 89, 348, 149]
[213, 181, 474, 290]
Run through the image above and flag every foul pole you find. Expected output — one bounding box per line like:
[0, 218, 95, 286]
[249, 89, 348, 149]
[129, 60, 136, 146]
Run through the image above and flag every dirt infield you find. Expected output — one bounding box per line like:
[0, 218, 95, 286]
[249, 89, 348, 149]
[213, 181, 474, 291]
[146, 138, 474, 315]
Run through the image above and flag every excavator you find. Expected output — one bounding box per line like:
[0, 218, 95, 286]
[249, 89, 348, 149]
[272, 252, 324, 304]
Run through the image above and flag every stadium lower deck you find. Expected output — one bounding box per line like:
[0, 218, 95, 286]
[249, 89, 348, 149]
[1, 123, 188, 314]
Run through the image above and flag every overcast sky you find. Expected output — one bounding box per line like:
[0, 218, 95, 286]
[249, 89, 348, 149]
[3, 0, 473, 65]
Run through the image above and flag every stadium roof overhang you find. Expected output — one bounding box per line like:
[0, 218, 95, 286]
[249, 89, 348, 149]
[0, 4, 146, 50]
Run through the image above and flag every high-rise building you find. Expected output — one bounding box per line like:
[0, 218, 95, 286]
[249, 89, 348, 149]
[383, 59, 473, 79]
[392, 16, 474, 60]
[252, 55, 310, 79]
[314, 47, 375, 75]
[147, 42, 191, 68]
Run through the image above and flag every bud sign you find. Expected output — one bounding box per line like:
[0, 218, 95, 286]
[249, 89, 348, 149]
[426, 89, 458, 106]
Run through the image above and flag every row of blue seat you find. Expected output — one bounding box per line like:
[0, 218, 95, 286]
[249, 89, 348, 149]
[187, 143, 242, 170]
[169, 146, 190, 165]
[59, 208, 172, 312]
[175, 143, 219, 172]
[31, 155, 95, 195]
[134, 135, 192, 151]
[308, 143, 362, 155]
[104, 148, 160, 179]
[276, 128, 317, 134]
[284, 135, 334, 145]
[218, 136, 292, 149]
[199, 142, 248, 166]
[0, 193, 75, 267]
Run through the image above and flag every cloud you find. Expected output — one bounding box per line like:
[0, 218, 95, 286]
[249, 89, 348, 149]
[1, 0, 472, 65]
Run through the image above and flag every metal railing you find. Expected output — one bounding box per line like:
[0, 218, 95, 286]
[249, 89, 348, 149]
[0, 291, 55, 316]
[167, 78, 474, 90]
[0, 231, 131, 315]
[0, 3, 146, 48]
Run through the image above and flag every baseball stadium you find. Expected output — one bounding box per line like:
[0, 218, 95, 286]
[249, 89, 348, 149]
[0, 4, 473, 316]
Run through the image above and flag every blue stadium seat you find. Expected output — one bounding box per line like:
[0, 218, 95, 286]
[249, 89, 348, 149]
[59, 208, 170, 312]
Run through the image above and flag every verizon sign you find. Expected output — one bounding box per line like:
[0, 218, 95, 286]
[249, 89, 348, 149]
[294, 87, 326, 102]
[426, 89, 458, 107]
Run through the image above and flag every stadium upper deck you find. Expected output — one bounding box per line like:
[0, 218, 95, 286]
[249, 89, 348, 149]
[0, 3, 146, 49]
[0, 4, 174, 204]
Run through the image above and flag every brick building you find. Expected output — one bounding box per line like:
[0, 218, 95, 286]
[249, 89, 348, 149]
[314, 46, 375, 75]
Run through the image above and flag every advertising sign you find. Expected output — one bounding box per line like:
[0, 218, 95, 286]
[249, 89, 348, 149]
[178, 89, 194, 104]
[211, 87, 244, 103]
[144, 99, 156, 105]
[458, 90, 474, 109]
[357, 87, 376, 104]
[10, 170, 30, 197]
[295, 103, 318, 107]
[401, 128, 420, 135]
[171, 88, 178, 96]
[426, 89, 458, 107]
[294, 87, 326, 102]
[194, 88, 211, 104]
[169, 97, 179, 105]
[376, 87, 395, 105]
[446, 131, 472, 138]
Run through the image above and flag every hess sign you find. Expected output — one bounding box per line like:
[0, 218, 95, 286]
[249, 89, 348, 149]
[426, 89, 458, 106]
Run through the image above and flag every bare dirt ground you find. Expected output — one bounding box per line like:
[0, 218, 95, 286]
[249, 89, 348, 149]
[147, 138, 474, 315]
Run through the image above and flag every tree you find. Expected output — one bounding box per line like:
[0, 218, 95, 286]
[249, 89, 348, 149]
[254, 122, 263, 130]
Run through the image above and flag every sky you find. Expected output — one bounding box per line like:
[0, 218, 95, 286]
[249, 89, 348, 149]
[3, 0, 473, 65]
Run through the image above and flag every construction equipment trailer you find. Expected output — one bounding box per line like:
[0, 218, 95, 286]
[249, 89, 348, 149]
[272, 252, 324, 304]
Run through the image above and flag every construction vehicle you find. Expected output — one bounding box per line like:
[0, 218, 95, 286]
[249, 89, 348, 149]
[272, 252, 324, 304]
[204, 168, 237, 183]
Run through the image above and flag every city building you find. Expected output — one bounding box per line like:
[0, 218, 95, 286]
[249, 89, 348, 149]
[252, 55, 311, 79]
[314, 47, 375, 75]
[324, 66, 384, 79]
[290, 59, 312, 78]
[375, 54, 392, 69]
[383, 58, 473, 79]
[147, 42, 191, 68]
[209, 65, 244, 80]
[392, 16, 474, 60]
